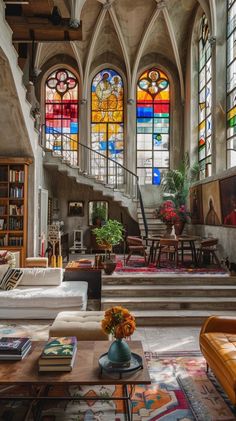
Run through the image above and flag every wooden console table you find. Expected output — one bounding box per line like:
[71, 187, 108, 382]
[0, 341, 150, 421]
[64, 263, 102, 310]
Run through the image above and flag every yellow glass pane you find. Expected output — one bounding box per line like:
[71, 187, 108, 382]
[227, 107, 236, 120]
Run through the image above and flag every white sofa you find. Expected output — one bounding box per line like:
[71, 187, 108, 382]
[0, 267, 88, 319]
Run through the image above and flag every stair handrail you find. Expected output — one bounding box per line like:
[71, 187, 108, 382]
[137, 184, 148, 239]
[40, 124, 148, 232]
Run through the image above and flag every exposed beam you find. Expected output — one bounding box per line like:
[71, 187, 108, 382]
[6, 16, 82, 42]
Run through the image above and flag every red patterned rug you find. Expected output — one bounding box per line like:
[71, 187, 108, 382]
[1, 352, 235, 420]
[115, 258, 227, 274]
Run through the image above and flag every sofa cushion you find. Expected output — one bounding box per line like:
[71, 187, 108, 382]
[0, 251, 16, 268]
[19, 268, 63, 286]
[0, 281, 88, 309]
[0, 268, 23, 290]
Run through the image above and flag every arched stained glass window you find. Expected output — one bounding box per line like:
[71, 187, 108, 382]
[227, 0, 236, 168]
[91, 69, 124, 184]
[198, 14, 212, 178]
[45, 68, 79, 166]
[136, 68, 170, 185]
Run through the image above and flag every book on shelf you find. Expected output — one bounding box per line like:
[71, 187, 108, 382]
[0, 337, 31, 354]
[38, 348, 77, 372]
[9, 170, 24, 183]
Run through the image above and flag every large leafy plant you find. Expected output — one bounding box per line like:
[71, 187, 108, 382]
[161, 153, 199, 208]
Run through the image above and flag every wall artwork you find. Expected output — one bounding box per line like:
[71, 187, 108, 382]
[202, 180, 222, 226]
[189, 185, 203, 224]
[220, 175, 236, 226]
[68, 201, 84, 217]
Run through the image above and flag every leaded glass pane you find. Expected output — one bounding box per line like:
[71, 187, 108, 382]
[227, 0, 236, 167]
[198, 14, 212, 177]
[45, 68, 79, 166]
[136, 68, 170, 185]
[91, 69, 124, 184]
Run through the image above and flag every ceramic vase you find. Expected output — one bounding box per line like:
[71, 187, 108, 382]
[164, 223, 174, 237]
[107, 338, 131, 366]
[174, 221, 185, 236]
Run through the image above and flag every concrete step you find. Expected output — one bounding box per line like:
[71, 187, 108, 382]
[102, 273, 233, 286]
[133, 310, 236, 326]
[102, 284, 236, 297]
[101, 296, 236, 311]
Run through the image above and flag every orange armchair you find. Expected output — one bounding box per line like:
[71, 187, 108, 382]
[200, 315, 236, 404]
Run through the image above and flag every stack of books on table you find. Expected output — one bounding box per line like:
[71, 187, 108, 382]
[77, 259, 92, 268]
[38, 336, 77, 372]
[0, 337, 31, 360]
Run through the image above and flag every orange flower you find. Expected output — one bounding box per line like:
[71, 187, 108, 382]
[101, 306, 136, 339]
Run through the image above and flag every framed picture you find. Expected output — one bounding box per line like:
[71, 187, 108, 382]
[68, 201, 84, 217]
[0, 219, 4, 230]
[189, 185, 203, 224]
[220, 175, 236, 226]
[202, 180, 222, 226]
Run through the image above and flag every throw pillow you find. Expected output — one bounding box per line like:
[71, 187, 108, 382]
[0, 251, 16, 268]
[0, 268, 23, 290]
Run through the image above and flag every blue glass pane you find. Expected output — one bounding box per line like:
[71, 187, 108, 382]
[70, 122, 78, 133]
[137, 106, 153, 118]
[153, 167, 161, 185]
[153, 133, 162, 146]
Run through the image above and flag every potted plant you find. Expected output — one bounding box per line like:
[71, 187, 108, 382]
[93, 219, 124, 274]
[92, 203, 108, 227]
[160, 153, 199, 234]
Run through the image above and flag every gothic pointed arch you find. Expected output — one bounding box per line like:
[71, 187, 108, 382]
[91, 68, 124, 184]
[136, 67, 170, 185]
[45, 68, 79, 166]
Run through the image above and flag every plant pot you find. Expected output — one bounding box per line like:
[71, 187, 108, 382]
[107, 338, 131, 366]
[174, 221, 185, 236]
[103, 260, 116, 275]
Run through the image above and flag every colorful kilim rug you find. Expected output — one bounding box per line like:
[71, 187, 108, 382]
[0, 352, 235, 420]
[116, 258, 227, 274]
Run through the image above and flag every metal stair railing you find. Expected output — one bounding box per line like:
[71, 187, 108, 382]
[40, 124, 148, 234]
[40, 125, 138, 197]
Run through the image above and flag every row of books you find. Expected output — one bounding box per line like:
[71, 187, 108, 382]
[0, 206, 6, 216]
[8, 236, 23, 246]
[38, 336, 77, 372]
[9, 170, 24, 183]
[0, 337, 31, 360]
[10, 186, 24, 199]
[9, 217, 23, 230]
[0, 235, 7, 246]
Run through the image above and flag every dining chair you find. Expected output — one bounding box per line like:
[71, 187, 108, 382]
[197, 238, 221, 266]
[156, 238, 179, 268]
[126, 236, 147, 265]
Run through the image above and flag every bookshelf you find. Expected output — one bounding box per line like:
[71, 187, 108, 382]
[0, 158, 32, 266]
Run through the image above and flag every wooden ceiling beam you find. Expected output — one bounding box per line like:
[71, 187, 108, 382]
[6, 16, 82, 42]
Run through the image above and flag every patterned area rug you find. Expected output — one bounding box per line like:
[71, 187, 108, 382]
[0, 351, 235, 420]
[116, 258, 227, 274]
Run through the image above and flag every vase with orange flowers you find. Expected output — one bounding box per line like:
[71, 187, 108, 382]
[101, 306, 136, 366]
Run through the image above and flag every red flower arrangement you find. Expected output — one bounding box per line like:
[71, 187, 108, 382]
[156, 201, 190, 224]
[156, 200, 178, 224]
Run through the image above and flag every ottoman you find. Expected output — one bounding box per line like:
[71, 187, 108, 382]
[49, 311, 109, 341]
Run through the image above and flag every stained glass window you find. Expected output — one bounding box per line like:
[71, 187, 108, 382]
[136, 68, 170, 185]
[227, 0, 236, 168]
[198, 14, 212, 178]
[45, 69, 79, 166]
[91, 69, 124, 184]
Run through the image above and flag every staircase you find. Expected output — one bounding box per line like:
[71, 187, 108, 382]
[138, 206, 165, 237]
[101, 273, 236, 326]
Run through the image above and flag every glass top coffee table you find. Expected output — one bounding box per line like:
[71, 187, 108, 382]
[0, 340, 150, 421]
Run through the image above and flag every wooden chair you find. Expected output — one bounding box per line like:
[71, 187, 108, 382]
[197, 238, 221, 266]
[126, 236, 147, 265]
[156, 238, 179, 268]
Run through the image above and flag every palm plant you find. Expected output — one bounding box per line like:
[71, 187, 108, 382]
[161, 153, 199, 208]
